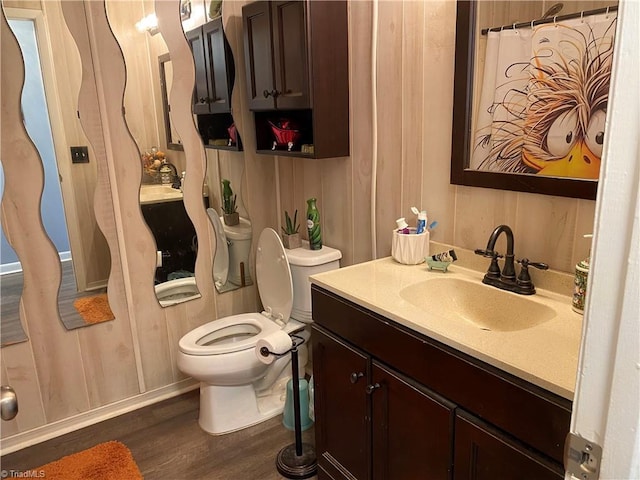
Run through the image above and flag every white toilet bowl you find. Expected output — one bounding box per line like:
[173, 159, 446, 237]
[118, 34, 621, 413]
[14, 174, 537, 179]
[177, 228, 308, 435]
[178, 313, 302, 385]
[177, 228, 341, 435]
[154, 277, 200, 307]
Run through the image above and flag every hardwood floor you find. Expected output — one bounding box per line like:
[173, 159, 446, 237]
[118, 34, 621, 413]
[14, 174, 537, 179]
[1, 260, 109, 346]
[1, 390, 317, 479]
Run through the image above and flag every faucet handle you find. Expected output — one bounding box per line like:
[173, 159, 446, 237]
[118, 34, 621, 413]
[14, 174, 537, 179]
[474, 249, 503, 259]
[475, 249, 503, 278]
[516, 258, 549, 289]
[517, 258, 549, 271]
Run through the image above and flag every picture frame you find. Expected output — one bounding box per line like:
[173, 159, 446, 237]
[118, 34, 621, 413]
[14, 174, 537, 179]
[450, 1, 606, 200]
[180, 0, 192, 21]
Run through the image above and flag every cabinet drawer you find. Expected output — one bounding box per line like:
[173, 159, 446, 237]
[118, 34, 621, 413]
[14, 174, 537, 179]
[312, 285, 571, 465]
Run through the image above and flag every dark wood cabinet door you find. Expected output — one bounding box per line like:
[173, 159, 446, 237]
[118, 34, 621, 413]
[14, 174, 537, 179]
[371, 361, 454, 480]
[202, 18, 232, 114]
[270, 1, 309, 109]
[186, 27, 211, 115]
[243, 1, 276, 110]
[453, 412, 563, 480]
[313, 326, 370, 480]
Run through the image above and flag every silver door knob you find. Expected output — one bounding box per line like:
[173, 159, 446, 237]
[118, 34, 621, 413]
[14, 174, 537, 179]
[1, 385, 18, 421]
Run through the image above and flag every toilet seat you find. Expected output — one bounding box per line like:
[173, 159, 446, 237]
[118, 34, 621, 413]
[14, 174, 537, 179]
[155, 277, 200, 307]
[179, 228, 296, 357]
[179, 313, 281, 355]
[255, 228, 293, 325]
[206, 208, 229, 286]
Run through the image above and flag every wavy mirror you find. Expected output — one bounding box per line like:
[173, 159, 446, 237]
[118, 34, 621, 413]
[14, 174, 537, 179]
[106, 0, 205, 307]
[451, 0, 617, 200]
[1, 4, 114, 347]
[181, 0, 253, 294]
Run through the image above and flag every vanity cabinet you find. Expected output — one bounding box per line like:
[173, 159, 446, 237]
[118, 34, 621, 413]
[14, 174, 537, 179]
[313, 327, 455, 480]
[311, 285, 570, 480]
[186, 17, 241, 150]
[242, 1, 349, 158]
[453, 411, 561, 480]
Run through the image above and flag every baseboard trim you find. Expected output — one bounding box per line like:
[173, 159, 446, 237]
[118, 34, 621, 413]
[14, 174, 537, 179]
[0, 379, 198, 456]
[0, 261, 22, 275]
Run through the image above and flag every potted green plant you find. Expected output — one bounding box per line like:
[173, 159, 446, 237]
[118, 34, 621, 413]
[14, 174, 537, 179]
[221, 179, 239, 226]
[281, 209, 301, 249]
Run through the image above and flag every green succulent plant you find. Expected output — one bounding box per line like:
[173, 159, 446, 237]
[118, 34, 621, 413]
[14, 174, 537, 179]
[282, 210, 300, 235]
[221, 179, 237, 215]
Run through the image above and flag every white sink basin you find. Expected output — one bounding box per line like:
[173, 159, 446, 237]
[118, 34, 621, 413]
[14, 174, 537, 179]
[139, 184, 183, 204]
[399, 277, 556, 332]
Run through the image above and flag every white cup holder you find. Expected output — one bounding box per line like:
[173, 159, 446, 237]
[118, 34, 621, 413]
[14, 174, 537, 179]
[391, 229, 430, 265]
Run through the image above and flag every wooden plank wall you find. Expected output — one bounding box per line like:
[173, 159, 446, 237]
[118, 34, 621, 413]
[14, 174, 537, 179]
[1, 0, 602, 447]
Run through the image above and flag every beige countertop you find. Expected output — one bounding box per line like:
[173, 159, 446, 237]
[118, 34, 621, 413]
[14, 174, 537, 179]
[139, 184, 183, 205]
[310, 246, 583, 400]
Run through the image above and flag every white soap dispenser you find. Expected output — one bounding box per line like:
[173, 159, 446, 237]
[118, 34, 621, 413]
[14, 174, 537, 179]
[572, 234, 593, 314]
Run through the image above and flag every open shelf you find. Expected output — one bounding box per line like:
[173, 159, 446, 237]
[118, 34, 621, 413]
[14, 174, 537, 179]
[196, 112, 242, 151]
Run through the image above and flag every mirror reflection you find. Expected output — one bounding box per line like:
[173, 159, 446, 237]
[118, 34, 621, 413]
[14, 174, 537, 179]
[1, 165, 27, 345]
[158, 54, 182, 149]
[182, 0, 253, 294]
[106, 0, 205, 307]
[1, 5, 114, 347]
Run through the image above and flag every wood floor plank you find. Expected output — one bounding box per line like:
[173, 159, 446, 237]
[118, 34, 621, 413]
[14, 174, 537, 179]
[1, 390, 317, 479]
[1, 260, 111, 344]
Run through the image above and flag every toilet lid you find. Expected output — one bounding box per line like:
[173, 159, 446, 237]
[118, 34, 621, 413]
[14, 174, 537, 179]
[207, 208, 229, 287]
[256, 228, 293, 323]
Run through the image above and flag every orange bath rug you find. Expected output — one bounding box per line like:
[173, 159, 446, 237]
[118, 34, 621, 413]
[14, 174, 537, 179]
[29, 441, 143, 480]
[73, 293, 114, 324]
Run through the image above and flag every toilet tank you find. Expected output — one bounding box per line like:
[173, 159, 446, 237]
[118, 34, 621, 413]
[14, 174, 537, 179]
[285, 242, 342, 323]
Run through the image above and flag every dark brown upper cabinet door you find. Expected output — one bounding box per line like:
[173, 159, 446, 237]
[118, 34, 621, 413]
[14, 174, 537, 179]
[186, 27, 211, 115]
[203, 17, 232, 114]
[271, 1, 309, 109]
[243, 1, 276, 110]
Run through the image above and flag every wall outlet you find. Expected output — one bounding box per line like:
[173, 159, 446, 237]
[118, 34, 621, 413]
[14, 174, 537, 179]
[70, 146, 89, 164]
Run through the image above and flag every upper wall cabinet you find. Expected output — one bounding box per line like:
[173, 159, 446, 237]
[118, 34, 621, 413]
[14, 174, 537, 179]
[243, 1, 309, 111]
[186, 17, 241, 151]
[187, 17, 232, 115]
[242, 0, 349, 159]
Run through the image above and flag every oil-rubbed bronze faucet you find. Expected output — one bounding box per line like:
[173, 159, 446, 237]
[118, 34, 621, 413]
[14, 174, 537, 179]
[475, 225, 548, 295]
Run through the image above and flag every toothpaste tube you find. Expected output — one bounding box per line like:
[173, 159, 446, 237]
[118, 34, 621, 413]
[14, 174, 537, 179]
[416, 211, 427, 234]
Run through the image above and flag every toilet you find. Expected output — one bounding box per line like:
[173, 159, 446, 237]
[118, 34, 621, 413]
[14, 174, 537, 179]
[177, 228, 341, 435]
[221, 214, 253, 287]
[154, 208, 234, 305]
[155, 277, 200, 307]
[206, 208, 229, 288]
